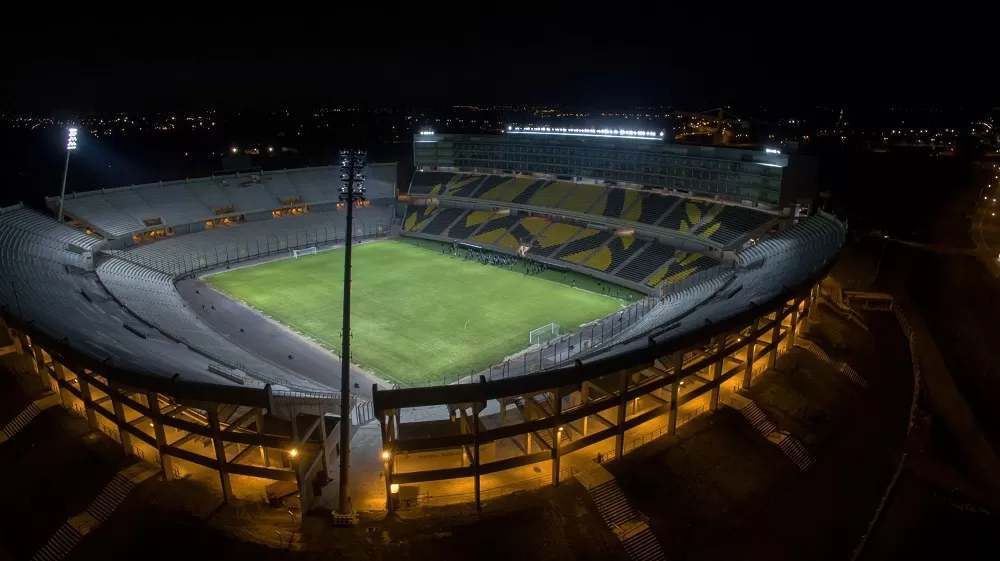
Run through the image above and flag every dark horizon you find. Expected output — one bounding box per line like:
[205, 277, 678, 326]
[4, 8, 997, 115]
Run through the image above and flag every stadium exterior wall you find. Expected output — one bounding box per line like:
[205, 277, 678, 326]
[0, 309, 341, 509]
[373, 280, 825, 511]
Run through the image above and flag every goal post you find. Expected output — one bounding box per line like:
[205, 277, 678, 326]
[529, 323, 560, 345]
[292, 247, 318, 259]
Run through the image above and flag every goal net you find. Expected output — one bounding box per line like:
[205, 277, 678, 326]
[529, 323, 560, 345]
[292, 247, 318, 259]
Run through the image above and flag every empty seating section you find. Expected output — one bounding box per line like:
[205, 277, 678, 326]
[403, 205, 439, 232]
[419, 208, 466, 236]
[137, 185, 213, 225]
[660, 200, 713, 233]
[530, 222, 581, 257]
[645, 250, 716, 289]
[528, 181, 575, 208]
[187, 184, 231, 210]
[470, 215, 521, 247]
[467, 176, 507, 200]
[408, 172, 454, 195]
[0, 208, 251, 386]
[264, 175, 300, 200]
[444, 210, 494, 240]
[222, 183, 279, 211]
[96, 258, 327, 391]
[122, 207, 391, 275]
[583, 236, 648, 273]
[557, 184, 606, 213]
[486, 178, 540, 203]
[555, 229, 612, 264]
[616, 241, 679, 284]
[103, 190, 158, 223]
[288, 172, 337, 203]
[510, 180, 547, 205]
[703, 206, 774, 245]
[444, 175, 485, 197]
[63, 194, 146, 237]
[636, 192, 678, 225]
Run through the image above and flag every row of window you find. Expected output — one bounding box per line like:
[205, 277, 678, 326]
[449, 142, 783, 178]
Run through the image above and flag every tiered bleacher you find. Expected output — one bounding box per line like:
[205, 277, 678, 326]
[0, 206, 315, 388]
[411, 173, 776, 248]
[51, 165, 396, 238]
[96, 258, 328, 392]
[120, 206, 391, 276]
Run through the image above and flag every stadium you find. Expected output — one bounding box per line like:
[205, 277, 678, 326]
[0, 126, 844, 515]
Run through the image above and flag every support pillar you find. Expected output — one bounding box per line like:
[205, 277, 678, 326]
[10, 329, 23, 355]
[319, 414, 331, 479]
[809, 285, 821, 324]
[50, 362, 69, 408]
[255, 409, 269, 467]
[551, 387, 563, 487]
[769, 310, 782, 369]
[473, 406, 481, 511]
[615, 371, 628, 460]
[743, 318, 759, 388]
[710, 334, 725, 411]
[581, 382, 590, 436]
[379, 413, 394, 514]
[789, 300, 799, 347]
[526, 432, 532, 455]
[146, 391, 174, 480]
[77, 377, 100, 433]
[110, 384, 133, 456]
[208, 405, 233, 503]
[667, 352, 681, 435]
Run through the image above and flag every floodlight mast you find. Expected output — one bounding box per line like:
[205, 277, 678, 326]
[338, 148, 366, 515]
[57, 127, 79, 222]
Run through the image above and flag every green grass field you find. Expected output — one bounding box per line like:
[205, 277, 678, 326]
[207, 238, 631, 386]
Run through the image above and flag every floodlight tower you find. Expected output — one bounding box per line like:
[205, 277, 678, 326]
[56, 127, 79, 222]
[338, 148, 366, 515]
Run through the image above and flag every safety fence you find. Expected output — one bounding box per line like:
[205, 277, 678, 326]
[395, 467, 579, 510]
[105, 221, 390, 278]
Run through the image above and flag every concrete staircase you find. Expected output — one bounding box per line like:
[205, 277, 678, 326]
[578, 466, 667, 561]
[723, 395, 816, 473]
[795, 338, 868, 390]
[31, 463, 158, 561]
[1, 392, 61, 444]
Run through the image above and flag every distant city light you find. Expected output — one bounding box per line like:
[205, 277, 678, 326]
[66, 128, 78, 151]
[765, 148, 781, 154]
[231, 147, 238, 154]
[267, 146, 274, 153]
[507, 126, 663, 140]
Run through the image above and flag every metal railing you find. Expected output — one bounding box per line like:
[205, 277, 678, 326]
[395, 467, 579, 510]
[106, 221, 390, 278]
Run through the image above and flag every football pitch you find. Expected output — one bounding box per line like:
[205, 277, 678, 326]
[207, 238, 628, 386]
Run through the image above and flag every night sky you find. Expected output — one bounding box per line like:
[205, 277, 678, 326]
[3, 7, 997, 114]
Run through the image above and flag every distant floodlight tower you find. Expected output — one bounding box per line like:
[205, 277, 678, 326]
[338, 148, 366, 515]
[57, 127, 79, 222]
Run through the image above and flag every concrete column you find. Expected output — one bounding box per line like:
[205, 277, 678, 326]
[473, 406, 481, 511]
[77, 377, 100, 433]
[208, 406, 233, 503]
[667, 353, 681, 435]
[146, 391, 174, 481]
[9, 328, 23, 355]
[500, 396, 507, 426]
[710, 334, 725, 411]
[110, 385, 133, 456]
[526, 432, 532, 455]
[319, 414, 331, 479]
[615, 371, 629, 460]
[769, 309, 782, 369]
[256, 409, 269, 467]
[378, 413, 393, 513]
[809, 285, 821, 324]
[789, 300, 799, 347]
[50, 362, 70, 408]
[580, 383, 590, 436]
[743, 318, 759, 388]
[551, 387, 563, 487]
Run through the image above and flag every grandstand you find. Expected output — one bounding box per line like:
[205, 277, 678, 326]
[1, 130, 842, 512]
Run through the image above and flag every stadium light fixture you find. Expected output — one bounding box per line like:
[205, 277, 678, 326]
[338, 148, 367, 516]
[390, 483, 400, 494]
[56, 127, 79, 222]
[506, 125, 664, 141]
